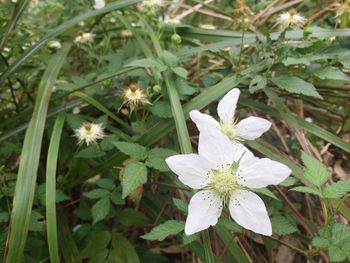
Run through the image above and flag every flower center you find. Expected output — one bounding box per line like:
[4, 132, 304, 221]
[220, 122, 237, 140]
[209, 169, 238, 200]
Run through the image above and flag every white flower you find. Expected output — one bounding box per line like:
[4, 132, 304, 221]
[74, 123, 105, 145]
[166, 129, 291, 235]
[190, 88, 271, 142]
[74, 32, 95, 44]
[48, 40, 62, 49]
[277, 12, 307, 28]
[93, 0, 105, 9]
[139, 0, 165, 12]
[163, 15, 181, 25]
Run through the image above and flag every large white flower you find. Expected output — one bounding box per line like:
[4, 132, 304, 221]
[190, 88, 271, 142]
[166, 129, 291, 235]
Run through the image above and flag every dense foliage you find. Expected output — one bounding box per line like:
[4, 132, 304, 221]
[1, 0, 350, 262]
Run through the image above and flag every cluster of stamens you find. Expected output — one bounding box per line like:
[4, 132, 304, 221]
[208, 164, 241, 202]
[219, 121, 237, 140]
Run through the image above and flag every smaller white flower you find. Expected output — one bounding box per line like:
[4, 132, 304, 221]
[48, 40, 62, 49]
[74, 32, 96, 44]
[163, 15, 181, 25]
[93, 0, 105, 9]
[140, 0, 165, 12]
[72, 107, 80, 114]
[74, 123, 105, 145]
[166, 129, 291, 235]
[190, 88, 271, 142]
[277, 12, 307, 28]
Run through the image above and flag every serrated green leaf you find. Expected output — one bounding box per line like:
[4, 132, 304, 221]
[81, 231, 111, 258]
[111, 233, 140, 263]
[172, 198, 188, 214]
[301, 152, 329, 187]
[271, 216, 298, 235]
[113, 141, 148, 159]
[331, 224, 350, 245]
[290, 186, 322, 196]
[271, 75, 322, 98]
[150, 101, 173, 118]
[122, 162, 147, 198]
[323, 181, 350, 199]
[176, 78, 198, 96]
[141, 220, 185, 241]
[162, 50, 179, 67]
[313, 66, 349, 81]
[146, 148, 177, 172]
[329, 245, 348, 262]
[249, 75, 267, 93]
[312, 237, 329, 248]
[91, 196, 110, 224]
[172, 67, 188, 79]
[85, 189, 110, 199]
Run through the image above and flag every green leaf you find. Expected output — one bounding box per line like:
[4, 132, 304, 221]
[111, 233, 140, 263]
[331, 223, 350, 245]
[216, 218, 242, 233]
[176, 78, 198, 96]
[312, 237, 329, 248]
[122, 162, 148, 198]
[85, 189, 110, 199]
[116, 208, 149, 226]
[162, 50, 179, 67]
[249, 75, 267, 93]
[172, 198, 188, 214]
[271, 216, 298, 235]
[113, 142, 148, 159]
[290, 186, 322, 196]
[329, 246, 348, 262]
[172, 67, 188, 79]
[323, 181, 350, 199]
[301, 152, 329, 187]
[141, 220, 185, 241]
[81, 231, 111, 259]
[146, 148, 177, 172]
[312, 66, 350, 81]
[150, 101, 173, 118]
[91, 196, 111, 224]
[271, 75, 322, 98]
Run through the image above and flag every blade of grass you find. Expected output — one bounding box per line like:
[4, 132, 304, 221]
[0, 0, 140, 86]
[46, 113, 65, 263]
[4, 44, 71, 263]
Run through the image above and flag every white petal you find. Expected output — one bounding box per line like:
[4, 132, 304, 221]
[231, 142, 255, 163]
[236, 117, 271, 140]
[217, 88, 240, 123]
[239, 158, 292, 188]
[198, 128, 236, 168]
[166, 154, 212, 189]
[229, 190, 272, 235]
[189, 110, 219, 132]
[185, 190, 223, 235]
